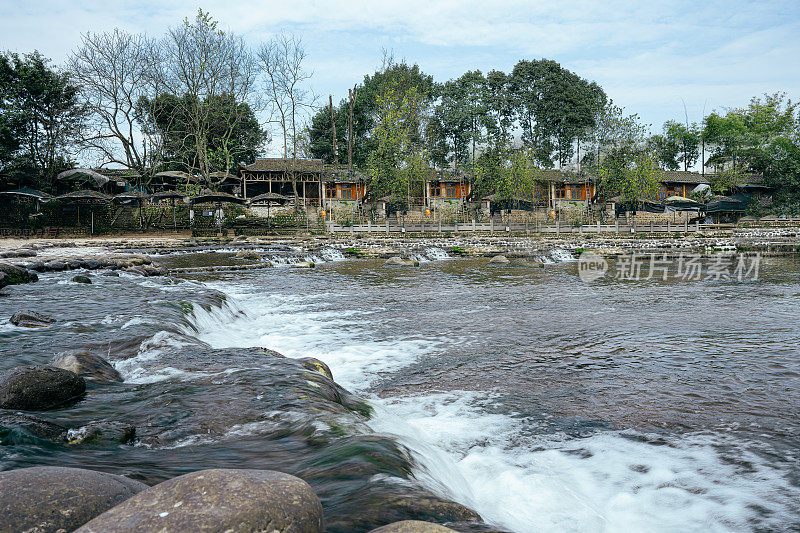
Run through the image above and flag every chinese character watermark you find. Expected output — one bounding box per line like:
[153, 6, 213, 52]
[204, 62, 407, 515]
[578, 252, 761, 282]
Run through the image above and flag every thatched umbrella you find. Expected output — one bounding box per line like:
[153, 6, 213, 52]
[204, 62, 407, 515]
[190, 191, 245, 205]
[154, 170, 195, 190]
[151, 191, 188, 230]
[56, 169, 110, 189]
[191, 191, 244, 233]
[56, 190, 111, 233]
[0, 187, 53, 200]
[114, 191, 150, 229]
[248, 192, 289, 227]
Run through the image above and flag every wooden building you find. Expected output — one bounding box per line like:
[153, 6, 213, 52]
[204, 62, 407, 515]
[239, 158, 325, 205]
[426, 176, 470, 203]
[324, 170, 367, 202]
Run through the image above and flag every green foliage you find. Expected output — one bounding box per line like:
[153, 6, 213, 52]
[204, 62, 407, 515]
[0, 51, 82, 191]
[649, 120, 700, 171]
[596, 148, 660, 202]
[309, 58, 434, 168]
[141, 92, 265, 179]
[509, 59, 606, 167]
[367, 78, 431, 201]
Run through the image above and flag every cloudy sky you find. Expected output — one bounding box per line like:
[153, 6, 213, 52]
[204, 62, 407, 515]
[1, 0, 798, 136]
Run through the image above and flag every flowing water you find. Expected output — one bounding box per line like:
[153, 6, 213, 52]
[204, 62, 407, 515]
[1, 247, 799, 532]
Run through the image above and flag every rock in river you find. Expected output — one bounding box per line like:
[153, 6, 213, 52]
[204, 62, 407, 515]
[66, 420, 135, 445]
[51, 352, 122, 383]
[0, 262, 38, 284]
[370, 521, 457, 533]
[0, 466, 147, 533]
[384, 256, 419, 267]
[0, 271, 8, 289]
[72, 274, 93, 284]
[0, 365, 86, 410]
[488, 254, 510, 264]
[10, 310, 56, 328]
[76, 468, 324, 533]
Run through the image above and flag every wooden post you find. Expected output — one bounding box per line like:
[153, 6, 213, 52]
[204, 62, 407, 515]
[329, 94, 338, 165]
[348, 86, 357, 172]
[556, 221, 560, 235]
[615, 220, 619, 233]
[649, 221, 653, 233]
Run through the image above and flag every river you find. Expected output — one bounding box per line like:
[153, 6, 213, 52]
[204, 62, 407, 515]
[1, 246, 798, 532]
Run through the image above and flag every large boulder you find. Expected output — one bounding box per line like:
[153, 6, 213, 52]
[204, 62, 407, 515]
[291, 261, 315, 268]
[76, 468, 324, 533]
[0, 466, 147, 533]
[0, 366, 86, 410]
[328, 492, 481, 532]
[51, 352, 122, 383]
[370, 521, 457, 533]
[0, 262, 38, 284]
[72, 274, 92, 284]
[10, 310, 56, 328]
[0, 271, 8, 289]
[488, 255, 510, 264]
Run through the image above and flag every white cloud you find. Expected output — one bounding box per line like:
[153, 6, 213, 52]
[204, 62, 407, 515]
[0, 0, 797, 136]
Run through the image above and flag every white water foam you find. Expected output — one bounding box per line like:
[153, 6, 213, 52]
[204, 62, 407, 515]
[172, 280, 797, 532]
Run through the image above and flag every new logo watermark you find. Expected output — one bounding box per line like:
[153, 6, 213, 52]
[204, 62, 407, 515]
[577, 251, 609, 282]
[577, 252, 761, 282]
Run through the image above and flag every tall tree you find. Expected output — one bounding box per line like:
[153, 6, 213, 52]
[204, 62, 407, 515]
[508, 59, 605, 167]
[649, 121, 700, 171]
[154, 9, 257, 187]
[0, 51, 82, 190]
[68, 30, 161, 180]
[258, 32, 315, 204]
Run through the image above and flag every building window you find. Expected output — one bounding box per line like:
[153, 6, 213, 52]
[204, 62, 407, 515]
[555, 187, 566, 199]
[431, 184, 441, 197]
[570, 187, 583, 200]
[445, 186, 457, 198]
[341, 186, 353, 199]
[326, 187, 336, 199]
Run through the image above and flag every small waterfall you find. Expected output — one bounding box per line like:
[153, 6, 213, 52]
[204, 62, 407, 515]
[548, 248, 576, 263]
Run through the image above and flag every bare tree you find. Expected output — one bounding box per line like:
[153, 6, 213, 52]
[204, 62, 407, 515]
[154, 9, 257, 187]
[68, 29, 161, 183]
[258, 33, 315, 205]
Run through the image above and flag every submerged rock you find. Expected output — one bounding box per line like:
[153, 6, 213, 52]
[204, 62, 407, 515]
[384, 256, 419, 267]
[66, 421, 135, 445]
[0, 466, 147, 533]
[327, 491, 481, 532]
[0, 365, 86, 410]
[102, 271, 120, 277]
[10, 310, 57, 328]
[44, 260, 68, 271]
[76, 468, 324, 533]
[72, 274, 93, 284]
[51, 352, 122, 383]
[236, 250, 261, 260]
[488, 254, 510, 264]
[370, 521, 457, 533]
[0, 262, 38, 283]
[0, 412, 67, 441]
[292, 261, 316, 268]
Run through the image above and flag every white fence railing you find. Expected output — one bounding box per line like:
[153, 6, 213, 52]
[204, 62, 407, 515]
[327, 220, 727, 234]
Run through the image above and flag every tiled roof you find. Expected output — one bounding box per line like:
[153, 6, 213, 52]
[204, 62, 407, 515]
[242, 158, 324, 173]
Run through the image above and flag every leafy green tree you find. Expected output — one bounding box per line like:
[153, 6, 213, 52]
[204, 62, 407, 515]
[649, 120, 700, 171]
[596, 148, 660, 203]
[0, 51, 82, 191]
[142, 92, 265, 179]
[508, 59, 605, 167]
[308, 58, 434, 168]
[367, 79, 430, 205]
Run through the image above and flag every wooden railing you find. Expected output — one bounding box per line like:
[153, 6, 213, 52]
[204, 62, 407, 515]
[327, 220, 745, 234]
